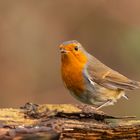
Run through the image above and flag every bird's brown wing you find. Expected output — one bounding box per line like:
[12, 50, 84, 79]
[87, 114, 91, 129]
[86, 55, 140, 90]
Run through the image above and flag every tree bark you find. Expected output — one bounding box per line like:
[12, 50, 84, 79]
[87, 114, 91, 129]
[0, 103, 139, 140]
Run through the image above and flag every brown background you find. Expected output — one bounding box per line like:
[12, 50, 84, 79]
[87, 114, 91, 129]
[0, 0, 140, 118]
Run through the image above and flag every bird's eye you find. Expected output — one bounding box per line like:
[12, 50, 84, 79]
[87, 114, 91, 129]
[74, 46, 79, 51]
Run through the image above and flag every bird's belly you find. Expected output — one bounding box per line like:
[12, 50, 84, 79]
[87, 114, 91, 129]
[70, 83, 125, 106]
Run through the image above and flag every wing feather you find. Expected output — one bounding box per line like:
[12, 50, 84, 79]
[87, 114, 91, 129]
[86, 54, 140, 90]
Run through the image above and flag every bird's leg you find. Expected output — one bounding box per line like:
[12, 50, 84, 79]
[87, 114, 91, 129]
[95, 100, 113, 110]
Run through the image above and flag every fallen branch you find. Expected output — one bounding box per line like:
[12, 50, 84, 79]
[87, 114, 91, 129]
[0, 103, 139, 139]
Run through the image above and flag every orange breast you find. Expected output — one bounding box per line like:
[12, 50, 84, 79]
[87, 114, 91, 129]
[61, 55, 86, 94]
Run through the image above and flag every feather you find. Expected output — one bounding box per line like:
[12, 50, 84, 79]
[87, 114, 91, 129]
[86, 54, 140, 90]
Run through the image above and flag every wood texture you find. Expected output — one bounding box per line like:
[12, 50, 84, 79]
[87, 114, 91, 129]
[0, 103, 139, 140]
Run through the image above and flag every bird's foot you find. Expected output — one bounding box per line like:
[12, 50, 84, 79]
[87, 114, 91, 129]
[76, 104, 104, 114]
[96, 99, 113, 110]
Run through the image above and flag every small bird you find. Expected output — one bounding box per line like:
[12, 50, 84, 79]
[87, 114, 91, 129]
[59, 40, 140, 110]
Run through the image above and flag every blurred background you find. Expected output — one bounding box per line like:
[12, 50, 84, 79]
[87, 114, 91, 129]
[0, 0, 140, 118]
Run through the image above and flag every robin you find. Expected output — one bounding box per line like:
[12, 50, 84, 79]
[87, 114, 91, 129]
[59, 40, 140, 110]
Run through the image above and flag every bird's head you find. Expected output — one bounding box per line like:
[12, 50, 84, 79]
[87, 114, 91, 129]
[59, 40, 88, 64]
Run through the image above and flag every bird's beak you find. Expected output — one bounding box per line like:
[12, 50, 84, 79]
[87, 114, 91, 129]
[60, 48, 69, 54]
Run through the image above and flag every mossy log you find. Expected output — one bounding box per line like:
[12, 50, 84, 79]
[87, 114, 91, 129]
[0, 103, 139, 139]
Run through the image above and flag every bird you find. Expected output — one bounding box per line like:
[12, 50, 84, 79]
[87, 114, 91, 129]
[59, 40, 140, 110]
